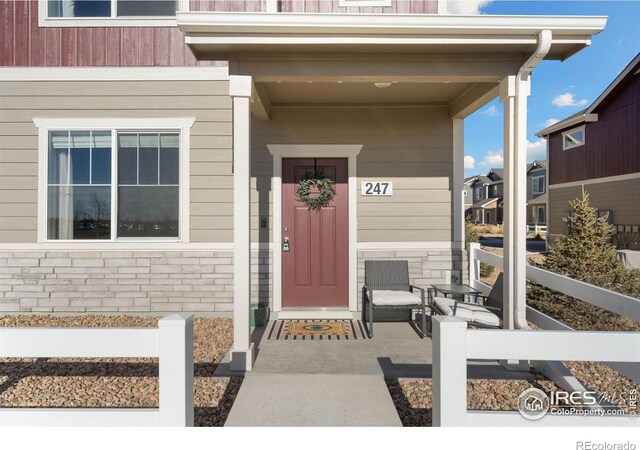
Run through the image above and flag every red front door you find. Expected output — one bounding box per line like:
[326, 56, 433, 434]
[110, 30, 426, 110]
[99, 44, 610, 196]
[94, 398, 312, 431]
[282, 158, 349, 308]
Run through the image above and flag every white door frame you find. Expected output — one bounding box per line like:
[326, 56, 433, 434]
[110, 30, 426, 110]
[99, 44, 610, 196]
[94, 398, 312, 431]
[267, 145, 362, 317]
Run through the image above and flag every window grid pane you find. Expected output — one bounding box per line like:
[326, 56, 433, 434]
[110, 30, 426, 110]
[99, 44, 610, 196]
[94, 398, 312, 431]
[47, 130, 112, 240]
[116, 131, 180, 238]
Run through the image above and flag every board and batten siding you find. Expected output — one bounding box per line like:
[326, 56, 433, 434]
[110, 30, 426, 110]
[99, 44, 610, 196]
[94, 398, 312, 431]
[252, 106, 453, 243]
[0, 79, 232, 243]
[548, 73, 640, 186]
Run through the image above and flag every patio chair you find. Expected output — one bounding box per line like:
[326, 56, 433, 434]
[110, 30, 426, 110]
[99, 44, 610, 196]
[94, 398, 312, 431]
[430, 273, 504, 329]
[362, 260, 428, 338]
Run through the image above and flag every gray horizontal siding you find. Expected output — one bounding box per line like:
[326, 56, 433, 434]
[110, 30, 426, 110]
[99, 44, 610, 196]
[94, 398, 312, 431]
[0, 79, 232, 244]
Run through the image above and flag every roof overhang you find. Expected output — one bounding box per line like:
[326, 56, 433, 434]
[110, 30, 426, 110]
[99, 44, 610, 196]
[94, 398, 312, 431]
[536, 112, 598, 137]
[177, 12, 607, 60]
[537, 52, 639, 137]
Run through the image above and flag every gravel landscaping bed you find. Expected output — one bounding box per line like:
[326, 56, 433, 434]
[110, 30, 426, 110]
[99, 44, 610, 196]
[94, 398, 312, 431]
[0, 315, 239, 427]
[388, 363, 638, 427]
[387, 370, 557, 427]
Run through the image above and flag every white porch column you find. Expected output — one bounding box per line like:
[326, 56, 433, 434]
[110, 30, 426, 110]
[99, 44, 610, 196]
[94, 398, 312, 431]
[452, 118, 464, 245]
[500, 75, 530, 331]
[229, 75, 255, 371]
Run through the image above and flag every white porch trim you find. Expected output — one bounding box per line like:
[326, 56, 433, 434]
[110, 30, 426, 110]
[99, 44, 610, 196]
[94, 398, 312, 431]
[452, 118, 464, 246]
[267, 144, 362, 316]
[357, 242, 464, 250]
[549, 171, 640, 189]
[229, 75, 255, 372]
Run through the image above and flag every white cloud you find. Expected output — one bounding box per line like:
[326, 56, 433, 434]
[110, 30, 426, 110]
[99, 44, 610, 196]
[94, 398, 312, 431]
[552, 92, 588, 108]
[481, 105, 500, 116]
[543, 118, 560, 128]
[464, 155, 476, 169]
[526, 139, 547, 161]
[447, 0, 493, 15]
[479, 150, 503, 167]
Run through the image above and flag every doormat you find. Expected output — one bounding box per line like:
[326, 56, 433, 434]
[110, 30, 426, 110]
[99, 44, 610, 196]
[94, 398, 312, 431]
[268, 319, 369, 340]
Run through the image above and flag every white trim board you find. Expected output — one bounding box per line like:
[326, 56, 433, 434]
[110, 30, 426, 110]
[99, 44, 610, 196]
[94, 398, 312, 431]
[357, 242, 464, 250]
[549, 172, 640, 190]
[267, 144, 362, 315]
[0, 67, 229, 82]
[0, 242, 234, 251]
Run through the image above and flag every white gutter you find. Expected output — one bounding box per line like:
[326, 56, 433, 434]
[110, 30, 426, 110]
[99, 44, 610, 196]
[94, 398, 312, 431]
[177, 12, 608, 36]
[512, 32, 599, 398]
[513, 29, 552, 331]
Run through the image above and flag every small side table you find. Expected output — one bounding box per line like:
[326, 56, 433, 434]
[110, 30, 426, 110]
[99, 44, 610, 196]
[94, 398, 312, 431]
[431, 284, 481, 303]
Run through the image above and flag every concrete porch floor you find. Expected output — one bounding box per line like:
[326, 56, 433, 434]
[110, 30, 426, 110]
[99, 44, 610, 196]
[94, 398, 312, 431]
[217, 321, 533, 426]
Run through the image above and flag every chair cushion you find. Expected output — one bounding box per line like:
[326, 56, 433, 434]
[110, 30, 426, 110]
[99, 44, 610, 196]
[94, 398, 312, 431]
[433, 296, 502, 327]
[370, 290, 421, 306]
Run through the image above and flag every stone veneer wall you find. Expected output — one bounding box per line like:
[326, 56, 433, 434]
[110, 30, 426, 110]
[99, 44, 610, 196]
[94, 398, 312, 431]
[0, 250, 273, 313]
[356, 249, 467, 310]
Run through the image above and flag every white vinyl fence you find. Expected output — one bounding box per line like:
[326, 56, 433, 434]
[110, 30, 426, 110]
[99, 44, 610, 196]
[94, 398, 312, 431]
[0, 313, 194, 427]
[468, 242, 640, 383]
[527, 224, 547, 236]
[432, 316, 640, 427]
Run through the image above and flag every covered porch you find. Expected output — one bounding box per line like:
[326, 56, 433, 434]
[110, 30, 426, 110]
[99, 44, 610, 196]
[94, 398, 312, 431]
[177, 12, 606, 371]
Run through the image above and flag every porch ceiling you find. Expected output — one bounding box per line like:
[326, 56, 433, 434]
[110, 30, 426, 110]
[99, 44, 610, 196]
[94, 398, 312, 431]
[262, 80, 475, 106]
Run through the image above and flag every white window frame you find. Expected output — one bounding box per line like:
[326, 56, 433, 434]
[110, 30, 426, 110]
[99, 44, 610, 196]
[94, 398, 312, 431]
[39, 0, 189, 27]
[534, 206, 545, 224]
[532, 175, 545, 194]
[34, 117, 195, 244]
[562, 125, 586, 150]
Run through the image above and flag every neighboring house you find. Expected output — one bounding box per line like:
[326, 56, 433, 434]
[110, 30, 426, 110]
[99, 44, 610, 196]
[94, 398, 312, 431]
[469, 169, 503, 225]
[463, 175, 478, 220]
[537, 52, 640, 248]
[526, 160, 548, 227]
[0, 0, 606, 370]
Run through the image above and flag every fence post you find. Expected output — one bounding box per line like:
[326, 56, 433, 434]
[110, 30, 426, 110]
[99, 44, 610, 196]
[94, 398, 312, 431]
[158, 313, 194, 427]
[432, 316, 468, 427]
[468, 242, 480, 289]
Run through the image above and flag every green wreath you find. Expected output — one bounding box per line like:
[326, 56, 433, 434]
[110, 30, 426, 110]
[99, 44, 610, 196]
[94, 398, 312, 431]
[297, 172, 336, 211]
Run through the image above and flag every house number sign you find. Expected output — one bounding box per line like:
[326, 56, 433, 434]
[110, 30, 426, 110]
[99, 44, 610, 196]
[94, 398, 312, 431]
[361, 181, 393, 196]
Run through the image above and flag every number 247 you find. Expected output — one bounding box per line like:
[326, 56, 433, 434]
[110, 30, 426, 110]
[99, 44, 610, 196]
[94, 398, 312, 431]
[363, 182, 390, 195]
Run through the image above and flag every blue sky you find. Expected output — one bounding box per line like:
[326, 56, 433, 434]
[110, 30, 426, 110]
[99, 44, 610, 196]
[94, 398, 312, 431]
[463, 0, 640, 177]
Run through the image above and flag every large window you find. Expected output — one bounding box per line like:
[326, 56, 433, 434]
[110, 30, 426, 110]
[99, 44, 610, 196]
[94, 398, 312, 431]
[47, 0, 177, 18]
[46, 129, 181, 241]
[532, 175, 545, 194]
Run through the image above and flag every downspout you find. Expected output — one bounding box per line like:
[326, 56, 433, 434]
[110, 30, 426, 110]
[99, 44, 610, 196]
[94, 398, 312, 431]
[513, 29, 552, 331]
[511, 30, 600, 402]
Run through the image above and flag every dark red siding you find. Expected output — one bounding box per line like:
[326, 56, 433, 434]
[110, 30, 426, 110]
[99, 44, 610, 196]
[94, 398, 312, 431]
[0, 0, 263, 67]
[548, 73, 640, 185]
[1, 0, 437, 67]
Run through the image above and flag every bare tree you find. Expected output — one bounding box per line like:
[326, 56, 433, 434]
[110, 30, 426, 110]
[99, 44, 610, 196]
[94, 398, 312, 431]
[89, 193, 110, 238]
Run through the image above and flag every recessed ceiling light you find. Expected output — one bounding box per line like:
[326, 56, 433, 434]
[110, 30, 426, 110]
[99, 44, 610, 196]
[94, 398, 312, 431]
[374, 82, 392, 89]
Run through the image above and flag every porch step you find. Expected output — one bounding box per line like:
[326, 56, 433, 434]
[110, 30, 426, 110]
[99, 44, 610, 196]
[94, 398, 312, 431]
[225, 373, 402, 427]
